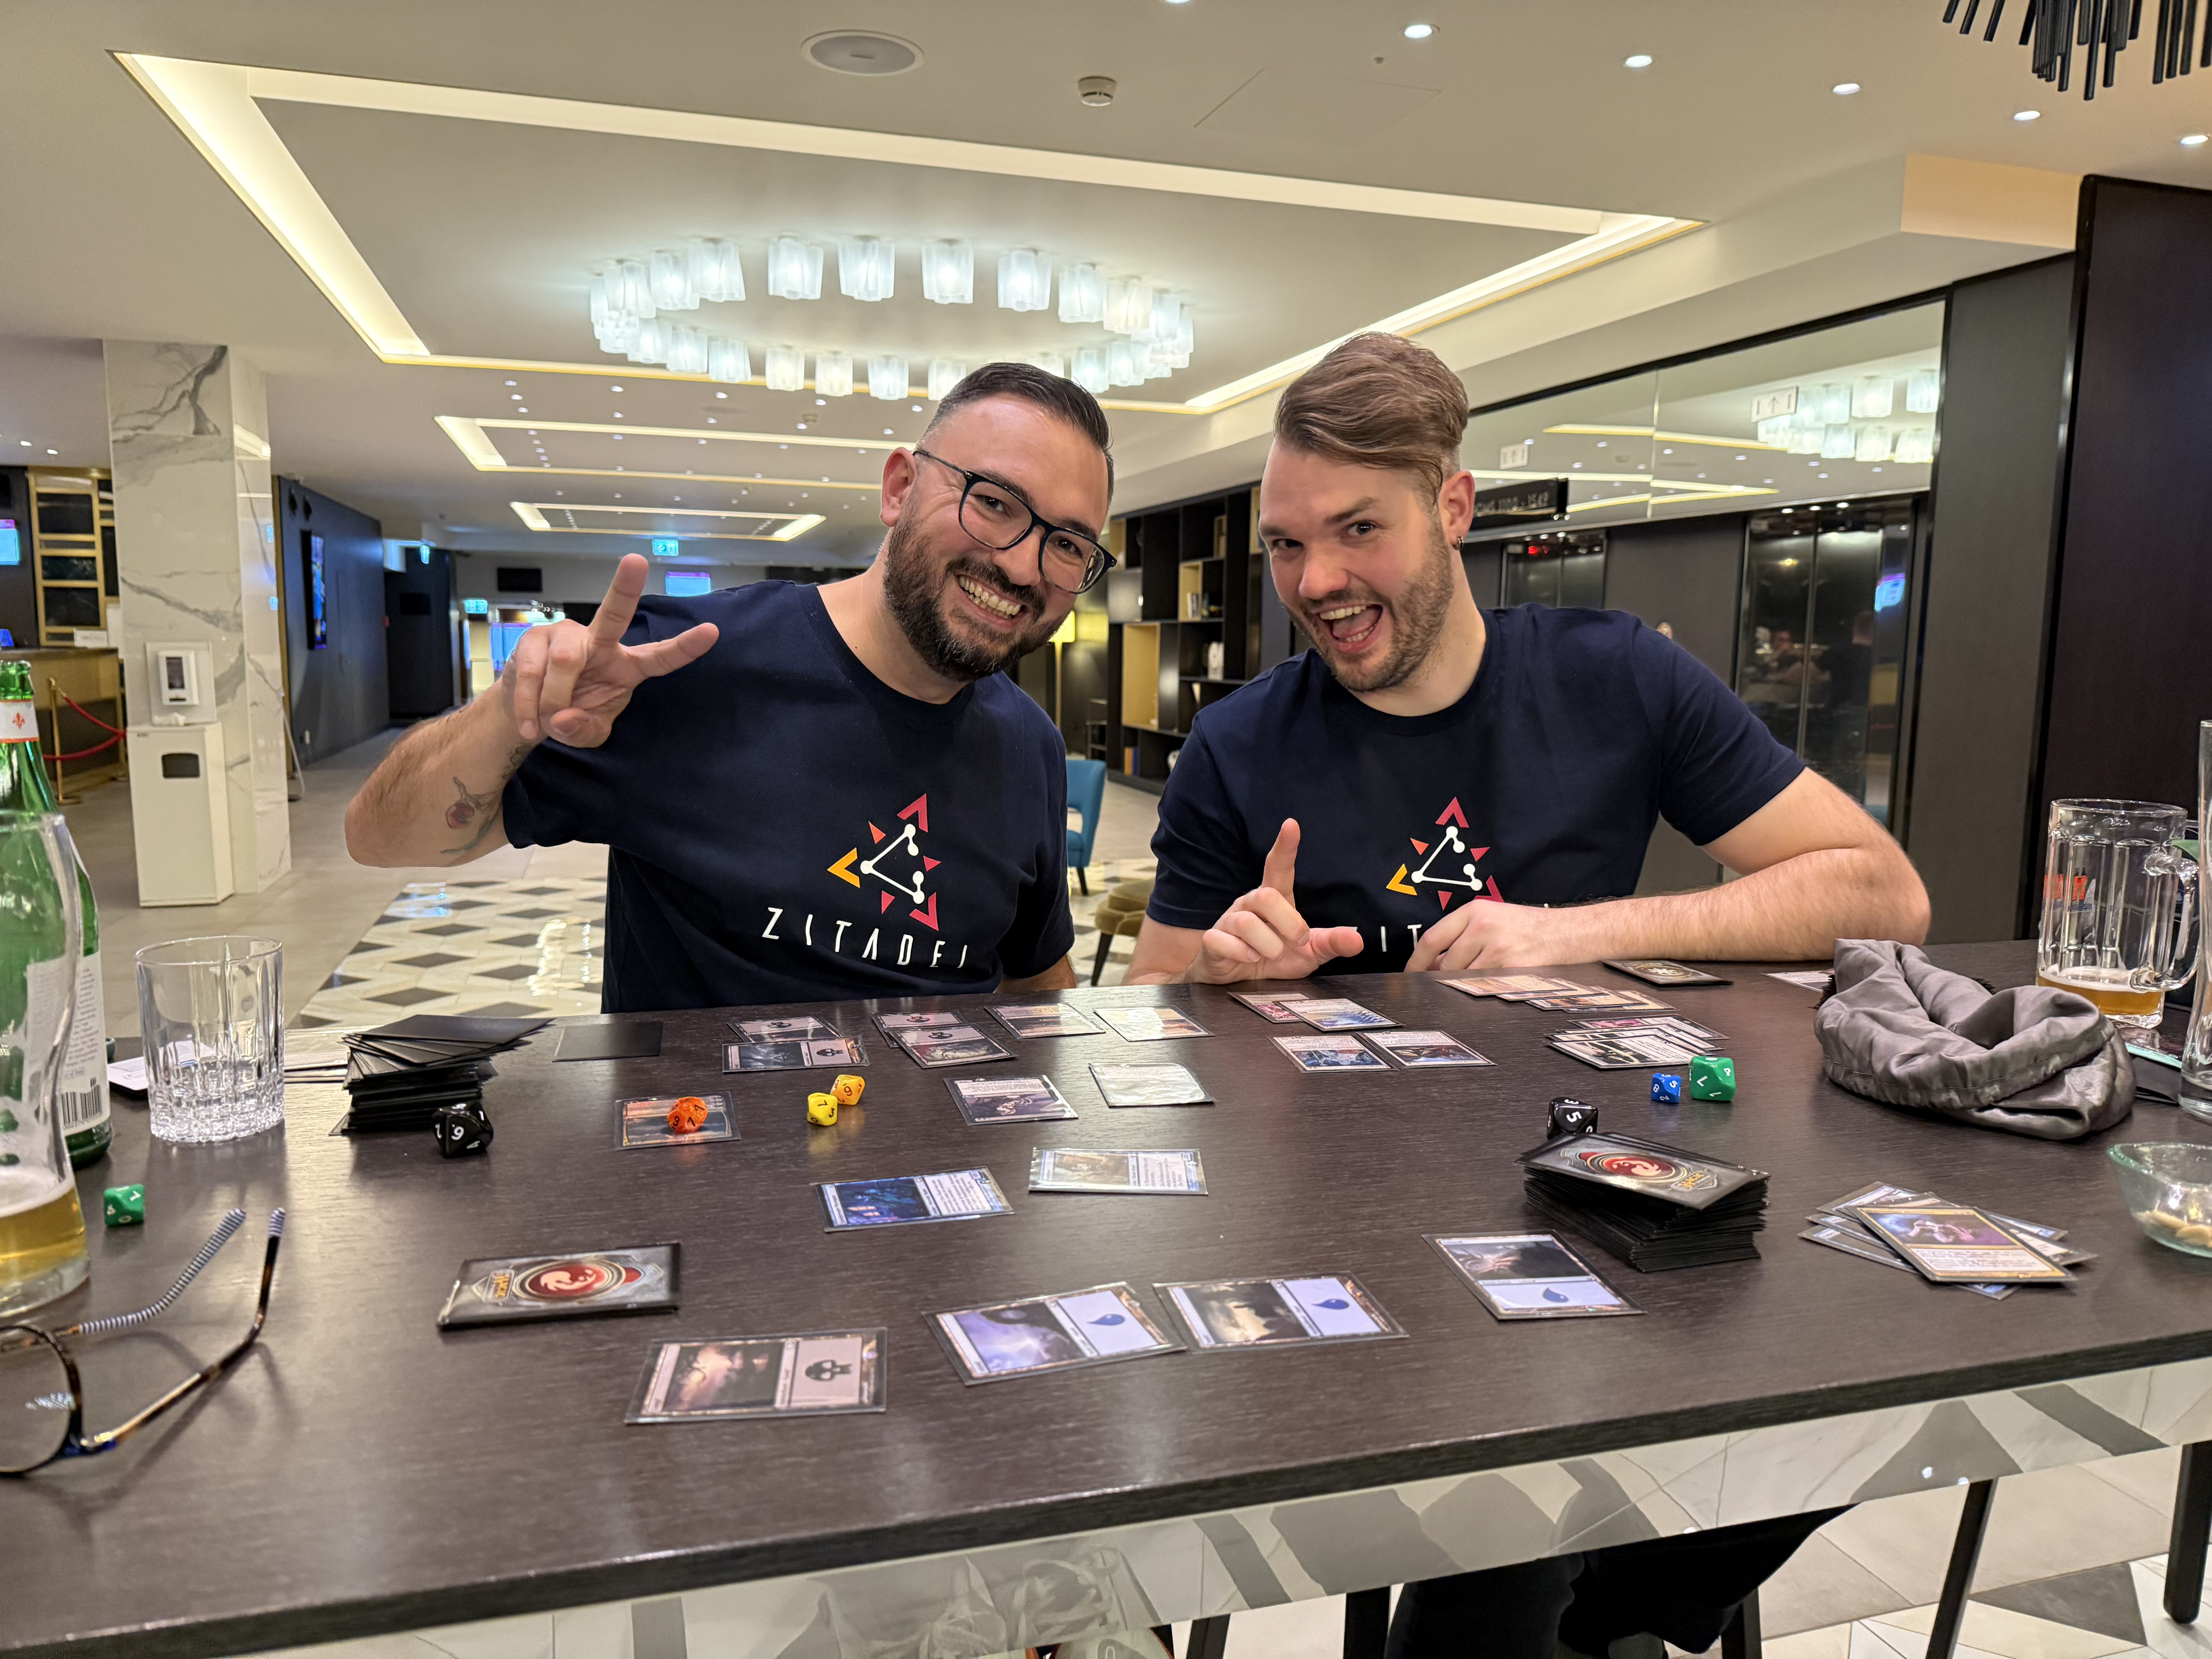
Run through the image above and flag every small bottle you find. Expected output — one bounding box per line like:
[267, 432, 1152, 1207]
[0, 661, 110, 1166]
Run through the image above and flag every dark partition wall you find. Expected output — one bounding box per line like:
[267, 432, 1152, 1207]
[1603, 516, 1742, 683]
[385, 549, 457, 721]
[276, 477, 390, 763]
[1903, 258, 2074, 944]
[2037, 179, 2212, 867]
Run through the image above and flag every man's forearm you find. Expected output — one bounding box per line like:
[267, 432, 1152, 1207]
[344, 685, 536, 868]
[1003, 955, 1078, 993]
[1547, 845, 1930, 963]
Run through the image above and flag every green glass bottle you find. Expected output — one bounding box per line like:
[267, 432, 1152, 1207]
[0, 661, 109, 1166]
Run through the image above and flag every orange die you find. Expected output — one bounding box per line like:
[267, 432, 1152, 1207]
[665, 1096, 710, 1135]
[831, 1074, 866, 1108]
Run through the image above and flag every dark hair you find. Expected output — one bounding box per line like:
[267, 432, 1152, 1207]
[1274, 331, 1469, 499]
[923, 361, 1115, 494]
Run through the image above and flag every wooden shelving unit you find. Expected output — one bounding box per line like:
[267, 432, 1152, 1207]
[1102, 482, 1280, 787]
[28, 467, 117, 647]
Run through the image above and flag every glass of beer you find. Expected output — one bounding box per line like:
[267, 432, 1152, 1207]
[2038, 799, 2198, 1029]
[0, 813, 89, 1318]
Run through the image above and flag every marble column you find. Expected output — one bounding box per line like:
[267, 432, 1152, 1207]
[103, 342, 292, 893]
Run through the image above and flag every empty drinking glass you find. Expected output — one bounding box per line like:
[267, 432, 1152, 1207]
[2037, 800, 2198, 1030]
[135, 938, 284, 1144]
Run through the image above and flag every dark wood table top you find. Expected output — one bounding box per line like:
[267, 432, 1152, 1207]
[12, 941, 2212, 1658]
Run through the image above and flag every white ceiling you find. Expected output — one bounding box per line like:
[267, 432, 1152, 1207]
[2, 0, 2208, 562]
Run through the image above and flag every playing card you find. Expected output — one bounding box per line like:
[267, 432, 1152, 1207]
[1768, 970, 1835, 991]
[1160, 1273, 1403, 1350]
[724, 1037, 867, 1072]
[930, 1284, 1181, 1382]
[1273, 1032, 1389, 1072]
[1429, 1233, 1641, 1321]
[1520, 1132, 1767, 1210]
[1089, 1061, 1212, 1107]
[1603, 960, 1732, 986]
[625, 1330, 885, 1420]
[988, 1003, 1103, 1039]
[874, 1011, 968, 1032]
[946, 1074, 1078, 1126]
[1547, 1032, 1661, 1070]
[898, 1027, 1017, 1068]
[1843, 1203, 2070, 1283]
[1095, 1005, 1212, 1042]
[1523, 990, 1675, 1013]
[619, 1093, 737, 1149]
[732, 1016, 840, 1041]
[819, 1167, 1013, 1229]
[1029, 1147, 1207, 1194]
[1293, 998, 1397, 1030]
[1799, 1223, 2016, 1300]
[1441, 975, 1585, 998]
[1575, 1015, 1730, 1048]
[1362, 1029, 1492, 1067]
[1230, 991, 1314, 1022]
[439, 1243, 679, 1327]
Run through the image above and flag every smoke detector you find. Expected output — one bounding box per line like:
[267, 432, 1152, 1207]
[804, 32, 922, 75]
[1078, 76, 1117, 106]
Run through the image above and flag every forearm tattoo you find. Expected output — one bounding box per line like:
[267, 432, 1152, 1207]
[440, 743, 532, 855]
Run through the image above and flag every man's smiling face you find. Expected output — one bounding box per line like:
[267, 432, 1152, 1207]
[1257, 442, 1457, 694]
[878, 395, 1104, 682]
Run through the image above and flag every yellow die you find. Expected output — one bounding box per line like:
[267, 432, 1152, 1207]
[831, 1073, 866, 1108]
[806, 1091, 839, 1127]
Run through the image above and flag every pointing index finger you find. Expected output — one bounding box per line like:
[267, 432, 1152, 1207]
[1261, 819, 1301, 897]
[589, 553, 651, 646]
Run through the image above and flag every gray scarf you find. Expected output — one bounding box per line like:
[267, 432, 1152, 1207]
[1812, 939, 2135, 1140]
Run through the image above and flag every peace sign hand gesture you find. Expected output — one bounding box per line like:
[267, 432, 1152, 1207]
[506, 553, 720, 746]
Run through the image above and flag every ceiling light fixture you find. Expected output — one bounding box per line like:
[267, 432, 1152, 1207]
[1832, 81, 1862, 94]
[838, 236, 896, 302]
[766, 344, 806, 392]
[1944, 0, 2210, 101]
[998, 248, 1052, 312]
[1104, 277, 1153, 335]
[1624, 53, 1654, 68]
[868, 355, 909, 399]
[815, 350, 854, 397]
[768, 236, 825, 300]
[2185, 132, 2211, 146]
[1030, 351, 1068, 378]
[690, 237, 744, 302]
[803, 31, 922, 75]
[1073, 347, 1110, 395]
[650, 248, 698, 311]
[928, 359, 966, 400]
[708, 337, 751, 384]
[1060, 263, 1105, 323]
[920, 239, 974, 304]
[2014, 108, 2042, 120]
[1404, 22, 1436, 38]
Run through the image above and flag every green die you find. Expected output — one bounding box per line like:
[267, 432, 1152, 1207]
[101, 1184, 145, 1227]
[1688, 1055, 1736, 1102]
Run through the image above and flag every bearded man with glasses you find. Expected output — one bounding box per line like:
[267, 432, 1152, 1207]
[347, 363, 1108, 1010]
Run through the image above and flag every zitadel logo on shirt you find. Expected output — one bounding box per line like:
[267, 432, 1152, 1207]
[1384, 796, 1503, 912]
[827, 793, 942, 931]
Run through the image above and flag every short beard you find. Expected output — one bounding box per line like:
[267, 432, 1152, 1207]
[1300, 520, 1456, 693]
[879, 515, 1059, 682]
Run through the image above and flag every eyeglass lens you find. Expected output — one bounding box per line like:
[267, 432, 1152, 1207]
[0, 1330, 74, 1471]
[955, 480, 1106, 593]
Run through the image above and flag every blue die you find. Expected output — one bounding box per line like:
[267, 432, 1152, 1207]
[1650, 1072, 1683, 1104]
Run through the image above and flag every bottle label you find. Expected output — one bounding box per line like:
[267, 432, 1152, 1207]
[0, 698, 38, 744]
[58, 949, 108, 1136]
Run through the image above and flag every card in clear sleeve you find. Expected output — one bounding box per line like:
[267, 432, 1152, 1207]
[1095, 1005, 1212, 1042]
[1293, 997, 1397, 1030]
[1274, 1033, 1389, 1072]
[1364, 1029, 1492, 1067]
[1089, 1061, 1211, 1107]
[897, 1026, 1016, 1068]
[820, 1167, 1013, 1229]
[625, 1329, 885, 1420]
[988, 1003, 1104, 1039]
[1429, 1233, 1640, 1321]
[946, 1074, 1077, 1126]
[1160, 1272, 1404, 1350]
[619, 1093, 736, 1149]
[1229, 991, 1314, 1022]
[439, 1243, 680, 1328]
[930, 1283, 1182, 1382]
[731, 1015, 840, 1041]
[1030, 1147, 1207, 1194]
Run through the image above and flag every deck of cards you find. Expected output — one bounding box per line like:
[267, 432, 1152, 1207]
[1803, 1181, 2084, 1296]
[1549, 1016, 1729, 1070]
[1521, 1131, 1769, 1270]
[439, 1244, 678, 1328]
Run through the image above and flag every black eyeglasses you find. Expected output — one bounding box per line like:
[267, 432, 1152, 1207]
[913, 448, 1115, 595]
[0, 1207, 284, 1474]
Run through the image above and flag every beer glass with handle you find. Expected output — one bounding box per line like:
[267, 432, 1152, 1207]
[0, 812, 88, 1317]
[2181, 726, 2212, 1118]
[2038, 799, 2198, 1029]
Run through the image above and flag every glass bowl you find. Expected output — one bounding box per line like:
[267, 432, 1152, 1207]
[2109, 1142, 2212, 1258]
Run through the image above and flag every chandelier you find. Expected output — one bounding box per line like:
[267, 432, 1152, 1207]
[1944, 0, 2211, 97]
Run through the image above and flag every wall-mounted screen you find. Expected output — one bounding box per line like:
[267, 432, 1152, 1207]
[303, 531, 328, 649]
[664, 570, 712, 598]
[496, 567, 543, 593]
[0, 519, 19, 566]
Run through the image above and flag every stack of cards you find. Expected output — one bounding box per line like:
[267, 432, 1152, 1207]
[1604, 960, 1731, 987]
[874, 1012, 1014, 1068]
[1549, 1016, 1728, 1070]
[627, 1330, 885, 1421]
[725, 1016, 867, 1073]
[1230, 991, 1314, 1023]
[1520, 1131, 1769, 1270]
[1444, 976, 1673, 1014]
[439, 1243, 678, 1328]
[1802, 1181, 2087, 1298]
[338, 1013, 550, 1133]
[931, 1283, 1181, 1382]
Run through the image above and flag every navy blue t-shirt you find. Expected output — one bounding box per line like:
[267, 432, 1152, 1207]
[503, 582, 1073, 1012]
[1148, 606, 1804, 971]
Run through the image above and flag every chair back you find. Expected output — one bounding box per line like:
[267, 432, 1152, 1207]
[1066, 757, 1108, 869]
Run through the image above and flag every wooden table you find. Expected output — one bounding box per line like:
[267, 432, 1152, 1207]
[10, 942, 2212, 1659]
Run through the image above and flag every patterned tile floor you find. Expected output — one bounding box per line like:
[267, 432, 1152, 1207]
[1071, 857, 1156, 989]
[294, 874, 607, 1028]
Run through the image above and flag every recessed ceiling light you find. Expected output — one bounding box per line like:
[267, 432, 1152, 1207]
[1624, 53, 1653, 69]
[2184, 133, 2210, 146]
[883, 428, 894, 436]
[509, 393, 522, 400]
[504, 379, 517, 386]
[1404, 22, 1436, 39]
[611, 384, 622, 391]
[816, 397, 828, 407]
[1832, 81, 1861, 95]
[911, 404, 923, 412]
[2014, 108, 2041, 121]
[803, 31, 922, 75]
[716, 391, 728, 398]
[45, 448, 56, 455]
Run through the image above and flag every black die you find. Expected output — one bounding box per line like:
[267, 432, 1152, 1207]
[434, 1101, 494, 1158]
[1547, 1097, 1600, 1137]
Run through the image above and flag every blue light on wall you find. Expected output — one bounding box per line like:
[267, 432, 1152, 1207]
[0, 519, 18, 566]
[665, 570, 713, 598]
[463, 597, 489, 615]
[1874, 572, 1906, 612]
[651, 537, 680, 559]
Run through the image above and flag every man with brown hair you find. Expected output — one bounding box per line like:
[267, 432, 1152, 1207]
[1125, 333, 1924, 1656]
[1127, 331, 1926, 986]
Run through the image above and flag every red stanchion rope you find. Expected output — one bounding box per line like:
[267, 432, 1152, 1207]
[46, 690, 127, 762]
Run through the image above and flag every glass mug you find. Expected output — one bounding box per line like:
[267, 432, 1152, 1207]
[0, 813, 89, 1318]
[2037, 799, 2198, 1029]
[2181, 725, 2212, 1115]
